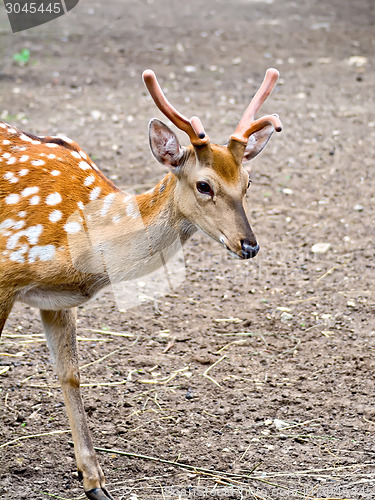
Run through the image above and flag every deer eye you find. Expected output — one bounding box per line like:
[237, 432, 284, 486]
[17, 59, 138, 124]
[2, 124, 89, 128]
[196, 181, 213, 197]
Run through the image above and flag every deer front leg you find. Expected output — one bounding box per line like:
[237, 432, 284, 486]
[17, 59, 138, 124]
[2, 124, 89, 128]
[0, 290, 15, 335]
[40, 308, 113, 500]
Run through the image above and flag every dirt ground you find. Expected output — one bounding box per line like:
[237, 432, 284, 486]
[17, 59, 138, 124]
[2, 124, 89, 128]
[0, 0, 374, 499]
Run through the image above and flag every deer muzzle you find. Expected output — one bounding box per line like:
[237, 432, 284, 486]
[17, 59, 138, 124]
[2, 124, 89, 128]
[240, 240, 260, 259]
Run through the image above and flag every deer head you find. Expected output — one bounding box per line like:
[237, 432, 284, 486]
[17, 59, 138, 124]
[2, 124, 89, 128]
[143, 69, 282, 259]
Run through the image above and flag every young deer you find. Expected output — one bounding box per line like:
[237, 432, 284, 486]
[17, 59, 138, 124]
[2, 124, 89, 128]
[0, 69, 282, 499]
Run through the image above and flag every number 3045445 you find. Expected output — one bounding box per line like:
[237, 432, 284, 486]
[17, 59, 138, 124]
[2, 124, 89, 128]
[5, 2, 62, 14]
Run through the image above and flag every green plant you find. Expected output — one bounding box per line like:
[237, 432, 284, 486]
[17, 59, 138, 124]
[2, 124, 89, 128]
[13, 48, 30, 65]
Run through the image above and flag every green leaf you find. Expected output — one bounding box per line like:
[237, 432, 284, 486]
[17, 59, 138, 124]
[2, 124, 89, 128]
[13, 49, 30, 65]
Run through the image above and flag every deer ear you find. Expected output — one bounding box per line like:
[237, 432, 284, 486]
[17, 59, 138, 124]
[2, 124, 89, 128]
[243, 124, 274, 163]
[149, 119, 184, 170]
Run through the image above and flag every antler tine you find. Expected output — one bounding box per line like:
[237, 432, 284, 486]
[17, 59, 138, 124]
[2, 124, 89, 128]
[142, 69, 209, 146]
[231, 68, 282, 144]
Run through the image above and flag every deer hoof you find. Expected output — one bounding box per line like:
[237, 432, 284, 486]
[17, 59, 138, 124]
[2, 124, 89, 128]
[85, 487, 114, 500]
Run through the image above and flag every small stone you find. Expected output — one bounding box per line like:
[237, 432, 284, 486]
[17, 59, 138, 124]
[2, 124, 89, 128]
[185, 389, 193, 400]
[264, 444, 275, 451]
[184, 65, 196, 73]
[274, 419, 289, 430]
[317, 57, 331, 64]
[282, 188, 293, 195]
[281, 312, 293, 322]
[354, 204, 364, 212]
[311, 243, 331, 254]
[321, 313, 332, 320]
[90, 110, 102, 120]
[347, 56, 367, 67]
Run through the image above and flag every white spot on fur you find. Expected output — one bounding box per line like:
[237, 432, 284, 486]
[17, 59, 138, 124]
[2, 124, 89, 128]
[49, 210, 63, 223]
[101, 193, 115, 216]
[28, 244, 56, 263]
[78, 160, 91, 170]
[56, 134, 73, 144]
[13, 220, 25, 230]
[19, 168, 29, 176]
[5, 194, 20, 204]
[6, 233, 21, 250]
[9, 250, 25, 263]
[19, 155, 29, 162]
[112, 214, 121, 223]
[48, 154, 56, 159]
[46, 192, 62, 205]
[0, 219, 15, 229]
[7, 157, 16, 165]
[2, 152, 11, 159]
[31, 159, 45, 166]
[29, 195, 40, 205]
[89, 186, 101, 200]
[51, 170, 60, 176]
[126, 201, 138, 218]
[19, 134, 40, 144]
[77, 201, 85, 210]
[84, 175, 95, 186]
[4, 172, 14, 180]
[18, 211, 26, 218]
[45, 143, 58, 148]
[6, 224, 43, 249]
[71, 151, 81, 159]
[3, 140, 10, 145]
[64, 221, 81, 234]
[79, 150, 87, 159]
[21, 186, 39, 197]
[26, 225, 43, 244]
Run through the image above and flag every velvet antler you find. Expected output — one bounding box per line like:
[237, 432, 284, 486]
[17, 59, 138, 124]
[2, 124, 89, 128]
[142, 69, 209, 146]
[230, 68, 282, 144]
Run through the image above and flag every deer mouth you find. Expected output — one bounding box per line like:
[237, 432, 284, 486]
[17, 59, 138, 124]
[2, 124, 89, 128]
[219, 235, 243, 259]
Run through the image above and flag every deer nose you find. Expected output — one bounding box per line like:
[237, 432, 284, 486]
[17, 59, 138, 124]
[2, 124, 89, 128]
[241, 240, 260, 259]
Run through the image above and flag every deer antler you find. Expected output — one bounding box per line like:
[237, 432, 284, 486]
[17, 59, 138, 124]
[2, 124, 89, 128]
[231, 68, 282, 144]
[142, 69, 209, 146]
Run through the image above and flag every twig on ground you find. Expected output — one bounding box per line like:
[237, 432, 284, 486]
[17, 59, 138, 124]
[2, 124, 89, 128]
[0, 352, 25, 357]
[81, 328, 134, 338]
[316, 257, 351, 282]
[214, 339, 247, 354]
[80, 346, 128, 370]
[139, 366, 189, 385]
[202, 355, 226, 388]
[131, 415, 176, 432]
[0, 429, 70, 448]
[162, 338, 175, 353]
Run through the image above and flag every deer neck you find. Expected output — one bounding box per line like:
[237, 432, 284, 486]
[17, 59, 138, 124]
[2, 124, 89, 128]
[75, 172, 196, 286]
[135, 172, 197, 246]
